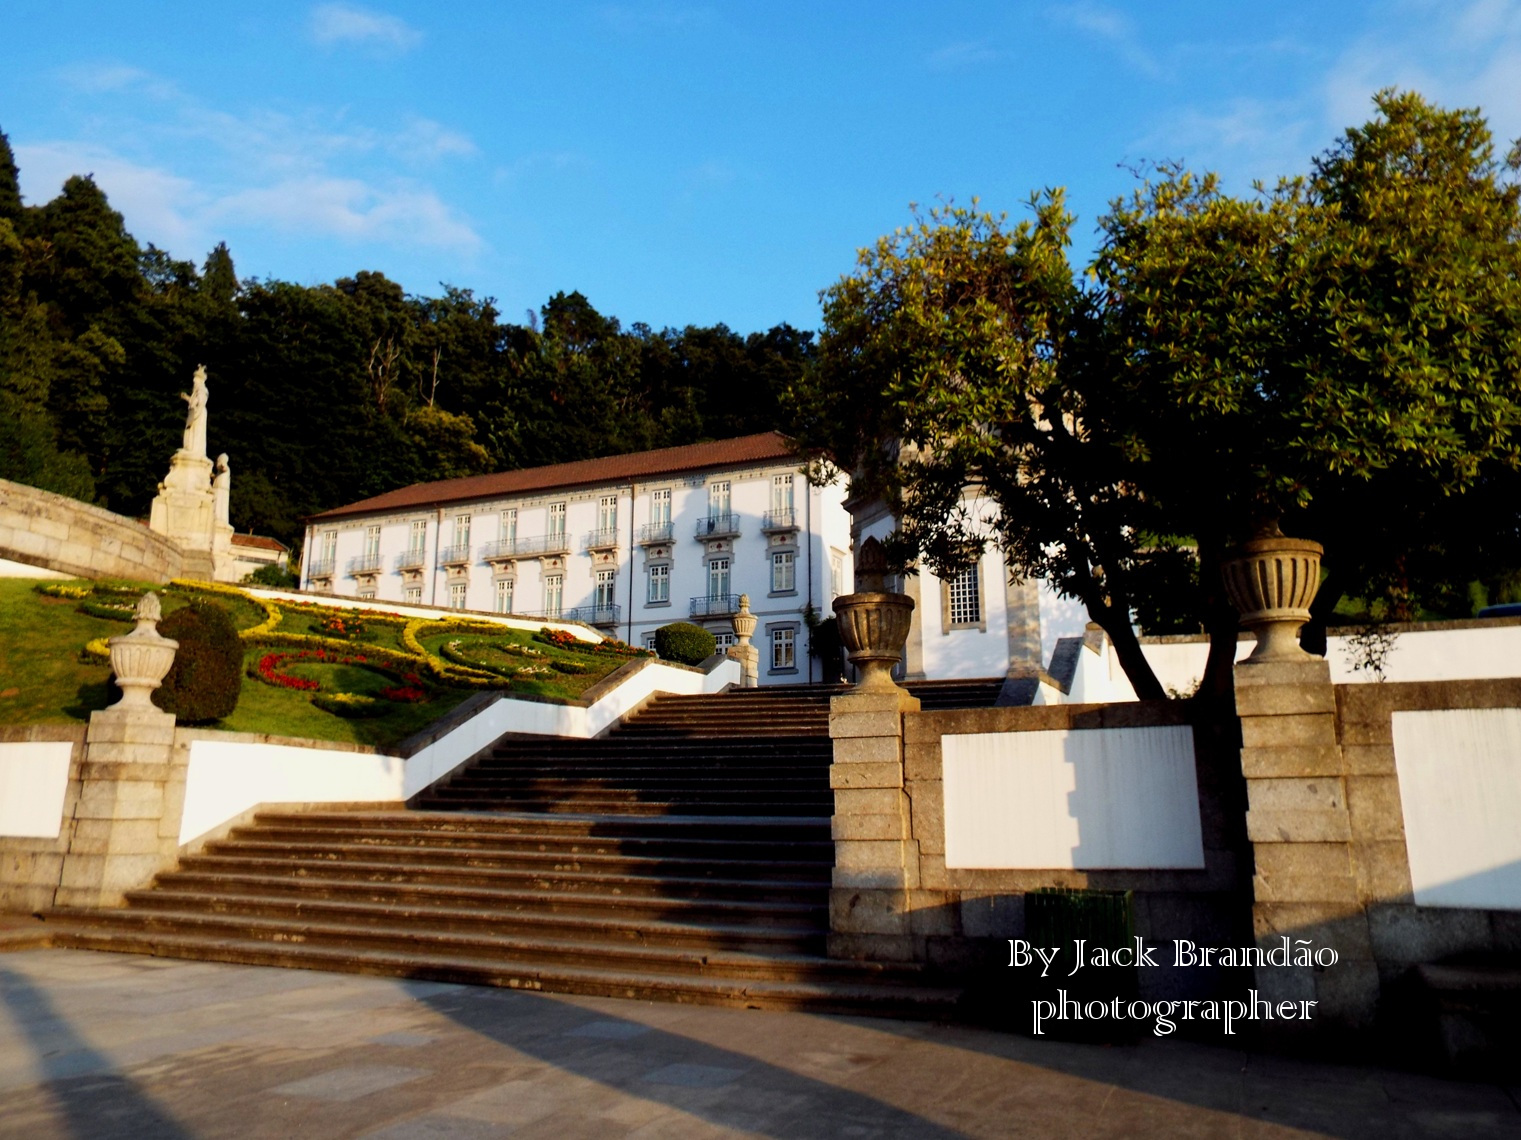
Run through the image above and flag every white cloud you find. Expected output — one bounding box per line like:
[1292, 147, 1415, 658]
[309, 3, 422, 52]
[394, 116, 478, 162]
[57, 63, 178, 98]
[14, 141, 203, 247]
[1049, 2, 1161, 79]
[213, 178, 480, 252]
[927, 41, 1004, 72]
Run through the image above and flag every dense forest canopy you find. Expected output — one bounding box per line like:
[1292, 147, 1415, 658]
[0, 130, 812, 550]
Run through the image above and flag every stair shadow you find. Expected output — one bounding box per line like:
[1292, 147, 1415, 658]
[422, 987, 969, 1138]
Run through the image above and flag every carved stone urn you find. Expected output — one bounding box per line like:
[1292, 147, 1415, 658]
[1220, 529, 1324, 664]
[106, 592, 180, 710]
[833, 538, 915, 691]
[728, 594, 760, 688]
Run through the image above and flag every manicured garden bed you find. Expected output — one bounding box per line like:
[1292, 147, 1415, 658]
[0, 578, 648, 748]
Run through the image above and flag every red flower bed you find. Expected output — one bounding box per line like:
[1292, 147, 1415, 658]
[538, 628, 580, 650]
[379, 684, 427, 703]
[255, 649, 374, 693]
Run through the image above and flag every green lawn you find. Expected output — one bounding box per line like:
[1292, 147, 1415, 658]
[0, 577, 636, 748]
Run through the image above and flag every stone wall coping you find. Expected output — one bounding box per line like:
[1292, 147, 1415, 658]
[1140, 615, 1521, 646]
[1335, 677, 1521, 717]
[0, 724, 87, 744]
[908, 698, 1197, 738]
[173, 726, 379, 754]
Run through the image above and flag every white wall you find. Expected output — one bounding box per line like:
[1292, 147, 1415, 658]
[942, 726, 1205, 870]
[1392, 707, 1521, 911]
[0, 741, 73, 839]
[0, 559, 70, 579]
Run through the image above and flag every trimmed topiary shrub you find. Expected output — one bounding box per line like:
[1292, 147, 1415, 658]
[151, 601, 244, 724]
[653, 622, 716, 666]
[242, 563, 298, 588]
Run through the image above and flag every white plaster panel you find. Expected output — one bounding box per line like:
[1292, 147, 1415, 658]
[0, 559, 70, 579]
[0, 741, 74, 838]
[942, 726, 1205, 869]
[1392, 708, 1521, 910]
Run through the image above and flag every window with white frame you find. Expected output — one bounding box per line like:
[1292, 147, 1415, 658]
[408, 520, 426, 557]
[595, 569, 616, 609]
[830, 552, 845, 599]
[948, 563, 982, 627]
[771, 627, 796, 670]
[771, 550, 795, 593]
[713, 632, 735, 652]
[598, 495, 617, 533]
[708, 557, 730, 597]
[647, 563, 669, 603]
[453, 514, 471, 548]
[358, 588, 376, 600]
[771, 473, 794, 512]
[548, 502, 566, 538]
[651, 488, 671, 525]
[319, 530, 337, 564]
[544, 574, 563, 617]
[404, 586, 422, 604]
[495, 578, 514, 614]
[501, 508, 517, 543]
[643, 632, 658, 650]
[708, 481, 730, 518]
[449, 582, 467, 610]
[364, 525, 381, 559]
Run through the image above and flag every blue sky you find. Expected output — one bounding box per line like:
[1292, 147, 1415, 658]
[3, 1, 1519, 333]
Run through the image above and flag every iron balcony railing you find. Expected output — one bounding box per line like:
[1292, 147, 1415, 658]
[397, 548, 427, 571]
[584, 528, 620, 551]
[694, 514, 739, 539]
[437, 543, 473, 565]
[480, 533, 571, 559]
[347, 553, 384, 575]
[306, 558, 335, 578]
[762, 508, 798, 532]
[562, 604, 622, 626]
[636, 521, 674, 544]
[690, 593, 741, 619]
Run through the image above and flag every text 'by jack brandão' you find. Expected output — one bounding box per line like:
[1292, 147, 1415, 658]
[1008, 937, 1339, 1037]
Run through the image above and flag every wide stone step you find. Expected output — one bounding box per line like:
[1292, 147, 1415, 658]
[412, 793, 832, 817]
[49, 926, 961, 1018]
[210, 832, 835, 866]
[251, 810, 832, 842]
[128, 874, 822, 927]
[157, 862, 828, 906]
[182, 846, 832, 883]
[115, 892, 825, 956]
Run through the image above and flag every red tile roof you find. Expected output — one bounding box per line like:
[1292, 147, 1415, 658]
[307, 432, 798, 522]
[231, 533, 289, 553]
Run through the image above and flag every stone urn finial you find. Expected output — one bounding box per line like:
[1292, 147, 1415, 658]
[1220, 533, 1324, 664]
[106, 592, 180, 711]
[727, 594, 760, 688]
[833, 538, 915, 691]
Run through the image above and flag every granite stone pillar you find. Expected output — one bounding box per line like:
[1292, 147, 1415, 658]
[1236, 658, 1380, 1030]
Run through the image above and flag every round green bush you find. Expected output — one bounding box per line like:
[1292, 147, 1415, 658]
[150, 601, 244, 724]
[653, 622, 716, 666]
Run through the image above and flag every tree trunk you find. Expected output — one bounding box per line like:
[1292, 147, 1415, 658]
[1194, 540, 1240, 703]
[1090, 603, 1168, 701]
[1298, 569, 1339, 656]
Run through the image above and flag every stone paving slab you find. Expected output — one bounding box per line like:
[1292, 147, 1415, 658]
[0, 949, 1516, 1138]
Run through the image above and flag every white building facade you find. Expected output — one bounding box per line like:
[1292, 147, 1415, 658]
[301, 433, 855, 686]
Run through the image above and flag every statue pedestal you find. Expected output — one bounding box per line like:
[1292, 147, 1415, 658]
[148, 452, 236, 582]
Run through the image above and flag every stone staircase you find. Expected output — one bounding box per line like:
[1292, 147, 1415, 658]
[47, 680, 1004, 1015]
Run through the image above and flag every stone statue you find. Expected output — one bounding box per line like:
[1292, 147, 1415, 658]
[212, 453, 231, 527]
[180, 365, 209, 459]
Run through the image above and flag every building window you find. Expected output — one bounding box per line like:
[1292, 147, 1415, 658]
[358, 588, 376, 600]
[495, 578, 514, 614]
[453, 514, 471, 548]
[548, 502, 566, 539]
[947, 562, 982, 628]
[501, 508, 517, 543]
[643, 632, 658, 650]
[708, 557, 730, 598]
[771, 473, 794, 512]
[647, 563, 669, 603]
[713, 632, 735, 652]
[364, 525, 381, 560]
[408, 520, 427, 558]
[320, 530, 337, 564]
[449, 583, 467, 610]
[651, 488, 672, 525]
[771, 627, 796, 670]
[830, 552, 845, 599]
[771, 550, 795, 593]
[404, 586, 422, 604]
[708, 480, 730, 518]
[544, 574, 563, 617]
[598, 495, 618, 533]
[595, 569, 616, 609]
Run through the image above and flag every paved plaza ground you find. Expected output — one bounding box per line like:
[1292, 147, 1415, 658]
[0, 949, 1517, 1139]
